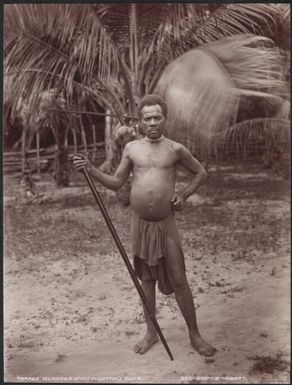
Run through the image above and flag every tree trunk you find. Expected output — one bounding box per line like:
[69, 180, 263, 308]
[54, 126, 70, 187]
[36, 128, 40, 177]
[21, 128, 26, 174]
[72, 127, 78, 155]
[68, 114, 78, 155]
[99, 113, 134, 206]
[99, 111, 121, 174]
[79, 116, 88, 157]
[92, 124, 96, 161]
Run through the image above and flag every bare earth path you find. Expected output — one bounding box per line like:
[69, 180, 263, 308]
[4, 168, 290, 383]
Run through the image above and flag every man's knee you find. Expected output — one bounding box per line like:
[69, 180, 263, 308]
[169, 272, 188, 292]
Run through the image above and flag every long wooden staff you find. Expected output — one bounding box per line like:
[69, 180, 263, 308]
[81, 167, 174, 361]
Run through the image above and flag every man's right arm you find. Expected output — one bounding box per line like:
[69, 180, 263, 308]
[73, 144, 133, 191]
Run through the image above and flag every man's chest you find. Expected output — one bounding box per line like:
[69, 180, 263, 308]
[130, 142, 178, 169]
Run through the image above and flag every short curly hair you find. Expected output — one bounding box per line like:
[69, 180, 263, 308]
[137, 94, 167, 119]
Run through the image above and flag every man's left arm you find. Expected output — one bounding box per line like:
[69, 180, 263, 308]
[172, 145, 208, 211]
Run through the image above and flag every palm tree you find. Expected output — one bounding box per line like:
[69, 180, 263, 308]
[4, 3, 288, 184]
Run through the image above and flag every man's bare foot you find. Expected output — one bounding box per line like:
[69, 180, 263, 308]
[133, 333, 159, 354]
[190, 333, 217, 357]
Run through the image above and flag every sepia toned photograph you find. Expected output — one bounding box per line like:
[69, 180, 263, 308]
[3, 2, 290, 384]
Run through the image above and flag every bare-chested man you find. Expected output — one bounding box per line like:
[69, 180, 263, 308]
[73, 94, 216, 357]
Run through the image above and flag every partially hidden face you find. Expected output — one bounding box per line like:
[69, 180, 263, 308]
[140, 104, 166, 140]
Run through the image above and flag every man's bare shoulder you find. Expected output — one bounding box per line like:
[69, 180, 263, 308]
[124, 139, 145, 154]
[163, 137, 185, 153]
[124, 139, 137, 148]
[163, 138, 201, 164]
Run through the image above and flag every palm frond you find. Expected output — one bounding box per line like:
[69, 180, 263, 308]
[153, 3, 281, 62]
[4, 68, 125, 130]
[91, 3, 193, 50]
[194, 3, 279, 42]
[278, 3, 290, 25]
[4, 2, 287, 149]
[139, 4, 283, 97]
[203, 35, 287, 97]
[216, 117, 290, 159]
[274, 100, 290, 120]
[156, 47, 240, 147]
[156, 34, 287, 149]
[274, 4, 290, 50]
[4, 4, 121, 120]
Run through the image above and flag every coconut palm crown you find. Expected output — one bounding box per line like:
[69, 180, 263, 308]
[4, 3, 289, 173]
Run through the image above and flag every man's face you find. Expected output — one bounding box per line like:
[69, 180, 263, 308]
[140, 104, 165, 140]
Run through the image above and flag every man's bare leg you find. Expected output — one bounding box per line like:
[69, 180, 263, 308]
[166, 237, 216, 357]
[133, 278, 158, 354]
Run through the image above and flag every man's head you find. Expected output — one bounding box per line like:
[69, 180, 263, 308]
[137, 94, 167, 140]
[137, 95, 167, 119]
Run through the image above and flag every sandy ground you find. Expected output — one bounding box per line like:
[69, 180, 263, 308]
[3, 167, 290, 384]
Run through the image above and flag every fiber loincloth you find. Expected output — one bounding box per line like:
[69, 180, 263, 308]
[131, 211, 185, 295]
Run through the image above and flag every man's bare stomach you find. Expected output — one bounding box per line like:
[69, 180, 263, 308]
[130, 170, 175, 221]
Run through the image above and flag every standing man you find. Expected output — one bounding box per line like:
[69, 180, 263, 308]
[73, 94, 216, 357]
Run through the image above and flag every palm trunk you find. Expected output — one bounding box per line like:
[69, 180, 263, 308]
[99, 6, 139, 174]
[21, 127, 26, 174]
[72, 127, 78, 155]
[36, 128, 40, 177]
[54, 126, 70, 187]
[92, 124, 96, 161]
[68, 114, 78, 155]
[99, 112, 115, 173]
[89, 6, 141, 175]
[79, 115, 88, 157]
[99, 110, 121, 173]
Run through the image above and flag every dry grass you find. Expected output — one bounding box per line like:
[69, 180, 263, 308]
[248, 353, 289, 375]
